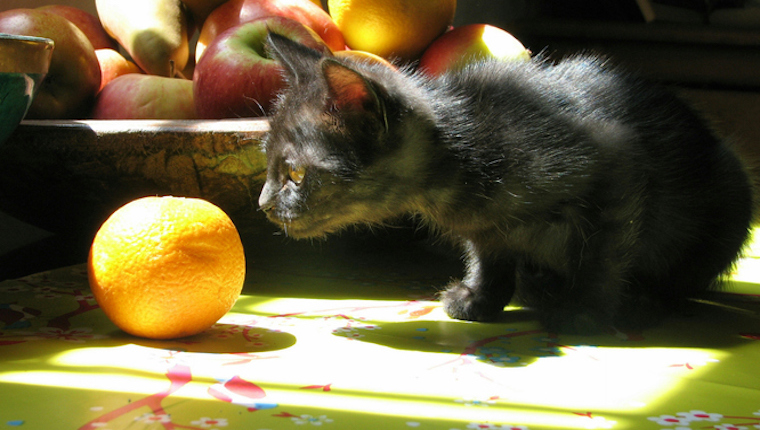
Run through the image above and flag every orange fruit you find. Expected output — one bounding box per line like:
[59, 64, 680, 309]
[328, 0, 457, 62]
[88, 196, 246, 340]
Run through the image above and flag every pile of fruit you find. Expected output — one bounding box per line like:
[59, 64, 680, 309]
[0, 0, 530, 120]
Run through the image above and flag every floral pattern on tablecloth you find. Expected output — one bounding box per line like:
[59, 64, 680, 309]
[1, 248, 760, 430]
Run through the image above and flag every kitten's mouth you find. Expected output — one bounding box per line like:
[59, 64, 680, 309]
[280, 222, 325, 239]
[264, 201, 380, 239]
[266, 213, 338, 239]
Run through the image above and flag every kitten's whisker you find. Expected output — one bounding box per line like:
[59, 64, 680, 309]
[492, 222, 509, 239]
[242, 94, 267, 117]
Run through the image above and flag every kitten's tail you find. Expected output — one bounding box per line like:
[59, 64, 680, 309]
[733, 140, 760, 226]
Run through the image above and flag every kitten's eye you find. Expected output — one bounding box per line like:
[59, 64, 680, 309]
[288, 165, 306, 185]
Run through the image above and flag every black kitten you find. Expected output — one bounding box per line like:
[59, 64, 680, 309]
[258, 33, 754, 334]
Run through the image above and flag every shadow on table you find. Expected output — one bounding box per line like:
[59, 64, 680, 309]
[336, 297, 760, 369]
[105, 324, 297, 355]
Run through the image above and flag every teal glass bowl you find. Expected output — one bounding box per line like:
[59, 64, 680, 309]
[0, 33, 54, 146]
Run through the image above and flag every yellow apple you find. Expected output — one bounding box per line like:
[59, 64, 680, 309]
[95, 48, 143, 91]
[92, 74, 196, 119]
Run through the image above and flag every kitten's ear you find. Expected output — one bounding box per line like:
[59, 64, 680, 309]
[266, 32, 328, 83]
[322, 59, 387, 124]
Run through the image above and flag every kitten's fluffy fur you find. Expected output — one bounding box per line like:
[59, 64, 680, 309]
[258, 33, 754, 334]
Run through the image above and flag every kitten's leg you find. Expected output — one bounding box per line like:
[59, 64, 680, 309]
[521, 240, 632, 335]
[440, 240, 516, 322]
[516, 260, 618, 334]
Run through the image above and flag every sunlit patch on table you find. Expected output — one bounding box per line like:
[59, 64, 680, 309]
[2, 230, 760, 429]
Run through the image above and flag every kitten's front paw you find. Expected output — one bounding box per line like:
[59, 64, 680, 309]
[440, 280, 505, 322]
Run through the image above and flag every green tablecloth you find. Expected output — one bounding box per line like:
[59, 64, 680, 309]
[1, 229, 760, 430]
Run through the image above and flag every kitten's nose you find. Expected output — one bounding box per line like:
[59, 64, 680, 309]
[258, 196, 274, 213]
[258, 182, 274, 212]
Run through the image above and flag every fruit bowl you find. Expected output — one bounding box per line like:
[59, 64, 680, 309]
[0, 33, 54, 146]
[0, 119, 274, 237]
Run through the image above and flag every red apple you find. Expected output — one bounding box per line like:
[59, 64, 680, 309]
[0, 8, 101, 119]
[37, 4, 119, 50]
[193, 16, 331, 119]
[92, 74, 197, 119]
[95, 48, 144, 91]
[195, 0, 343, 62]
[418, 24, 531, 77]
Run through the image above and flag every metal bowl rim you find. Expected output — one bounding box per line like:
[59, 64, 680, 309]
[0, 33, 54, 46]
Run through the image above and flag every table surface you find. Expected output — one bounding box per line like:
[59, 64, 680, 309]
[2, 228, 760, 430]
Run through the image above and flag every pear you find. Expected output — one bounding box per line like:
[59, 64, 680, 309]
[96, 0, 189, 77]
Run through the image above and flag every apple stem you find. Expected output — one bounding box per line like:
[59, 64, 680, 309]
[170, 60, 188, 79]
